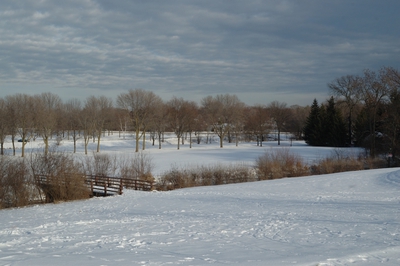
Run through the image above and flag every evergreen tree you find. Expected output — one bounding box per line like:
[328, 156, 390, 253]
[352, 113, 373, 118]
[323, 97, 347, 147]
[304, 98, 347, 147]
[303, 99, 323, 146]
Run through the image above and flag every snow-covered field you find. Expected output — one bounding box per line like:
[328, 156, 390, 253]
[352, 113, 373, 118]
[0, 134, 399, 265]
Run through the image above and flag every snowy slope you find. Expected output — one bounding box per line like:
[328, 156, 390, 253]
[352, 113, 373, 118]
[1, 167, 399, 265]
[1, 135, 398, 265]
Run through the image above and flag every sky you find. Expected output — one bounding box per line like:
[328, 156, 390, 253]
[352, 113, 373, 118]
[1, 0, 399, 106]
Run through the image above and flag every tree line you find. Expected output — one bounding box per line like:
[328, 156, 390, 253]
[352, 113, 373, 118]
[303, 66, 400, 160]
[0, 90, 308, 157]
[0, 66, 398, 160]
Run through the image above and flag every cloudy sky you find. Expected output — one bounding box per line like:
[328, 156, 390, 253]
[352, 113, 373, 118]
[1, 0, 399, 106]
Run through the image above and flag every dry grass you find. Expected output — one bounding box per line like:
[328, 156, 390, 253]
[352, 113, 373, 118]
[310, 157, 364, 175]
[157, 163, 256, 191]
[256, 148, 309, 180]
[310, 149, 387, 175]
[0, 156, 34, 209]
[30, 150, 90, 203]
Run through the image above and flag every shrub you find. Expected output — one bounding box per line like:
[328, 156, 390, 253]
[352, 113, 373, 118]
[30, 150, 90, 203]
[311, 149, 366, 175]
[118, 152, 154, 185]
[0, 156, 34, 209]
[310, 157, 364, 175]
[157, 163, 256, 191]
[256, 149, 309, 180]
[78, 152, 155, 188]
[80, 152, 118, 177]
[363, 156, 388, 170]
[157, 166, 192, 190]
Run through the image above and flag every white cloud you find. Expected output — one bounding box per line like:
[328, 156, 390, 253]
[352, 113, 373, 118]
[0, 0, 399, 106]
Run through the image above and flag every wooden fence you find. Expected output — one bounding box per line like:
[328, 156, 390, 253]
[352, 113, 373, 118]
[35, 174, 154, 198]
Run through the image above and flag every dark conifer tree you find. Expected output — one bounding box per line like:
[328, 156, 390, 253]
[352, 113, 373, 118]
[304, 98, 347, 147]
[303, 99, 322, 146]
[323, 97, 347, 147]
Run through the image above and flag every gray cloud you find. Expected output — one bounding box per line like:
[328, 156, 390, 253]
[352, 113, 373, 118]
[1, 0, 399, 106]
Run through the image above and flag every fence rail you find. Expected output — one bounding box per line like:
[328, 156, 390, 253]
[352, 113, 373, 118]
[35, 174, 154, 197]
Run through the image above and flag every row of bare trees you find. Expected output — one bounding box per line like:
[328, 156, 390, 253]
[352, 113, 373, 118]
[0, 66, 398, 158]
[328, 66, 400, 158]
[0, 90, 308, 156]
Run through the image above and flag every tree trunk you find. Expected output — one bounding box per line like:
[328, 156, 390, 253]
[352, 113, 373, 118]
[97, 132, 101, 152]
[44, 136, 49, 155]
[142, 132, 146, 151]
[73, 136, 77, 153]
[278, 129, 281, 145]
[12, 135, 15, 156]
[135, 128, 140, 152]
[21, 141, 26, 158]
[235, 132, 239, 147]
[84, 139, 88, 155]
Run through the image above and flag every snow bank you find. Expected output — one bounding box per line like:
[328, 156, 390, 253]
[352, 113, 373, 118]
[0, 168, 399, 265]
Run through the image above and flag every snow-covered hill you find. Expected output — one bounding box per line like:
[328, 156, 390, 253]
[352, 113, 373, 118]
[1, 168, 399, 265]
[0, 135, 399, 265]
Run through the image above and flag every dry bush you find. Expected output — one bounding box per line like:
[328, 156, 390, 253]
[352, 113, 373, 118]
[363, 156, 388, 170]
[311, 149, 366, 175]
[80, 152, 118, 177]
[256, 149, 309, 180]
[157, 166, 193, 190]
[78, 152, 154, 189]
[30, 150, 90, 203]
[311, 157, 364, 175]
[157, 163, 256, 190]
[195, 164, 257, 186]
[119, 152, 154, 183]
[0, 156, 34, 209]
[229, 164, 258, 183]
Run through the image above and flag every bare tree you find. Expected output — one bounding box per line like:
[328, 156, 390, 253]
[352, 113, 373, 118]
[381, 67, 400, 161]
[34, 93, 62, 155]
[4, 96, 18, 155]
[150, 101, 168, 149]
[64, 99, 82, 153]
[80, 97, 98, 155]
[328, 75, 363, 145]
[230, 101, 245, 146]
[166, 97, 197, 150]
[193, 111, 207, 145]
[115, 108, 130, 140]
[116, 89, 162, 152]
[244, 105, 271, 146]
[185, 101, 200, 148]
[287, 105, 310, 140]
[382, 66, 400, 88]
[85, 96, 113, 153]
[360, 68, 391, 157]
[0, 98, 7, 155]
[268, 101, 292, 145]
[201, 94, 244, 148]
[10, 94, 35, 157]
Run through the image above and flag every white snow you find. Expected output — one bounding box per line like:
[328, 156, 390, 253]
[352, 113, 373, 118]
[0, 134, 399, 265]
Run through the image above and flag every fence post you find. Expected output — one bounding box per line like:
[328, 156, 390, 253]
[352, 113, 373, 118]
[90, 179, 94, 195]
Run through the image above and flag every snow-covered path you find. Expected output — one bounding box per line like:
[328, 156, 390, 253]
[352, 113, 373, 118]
[1, 168, 399, 265]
